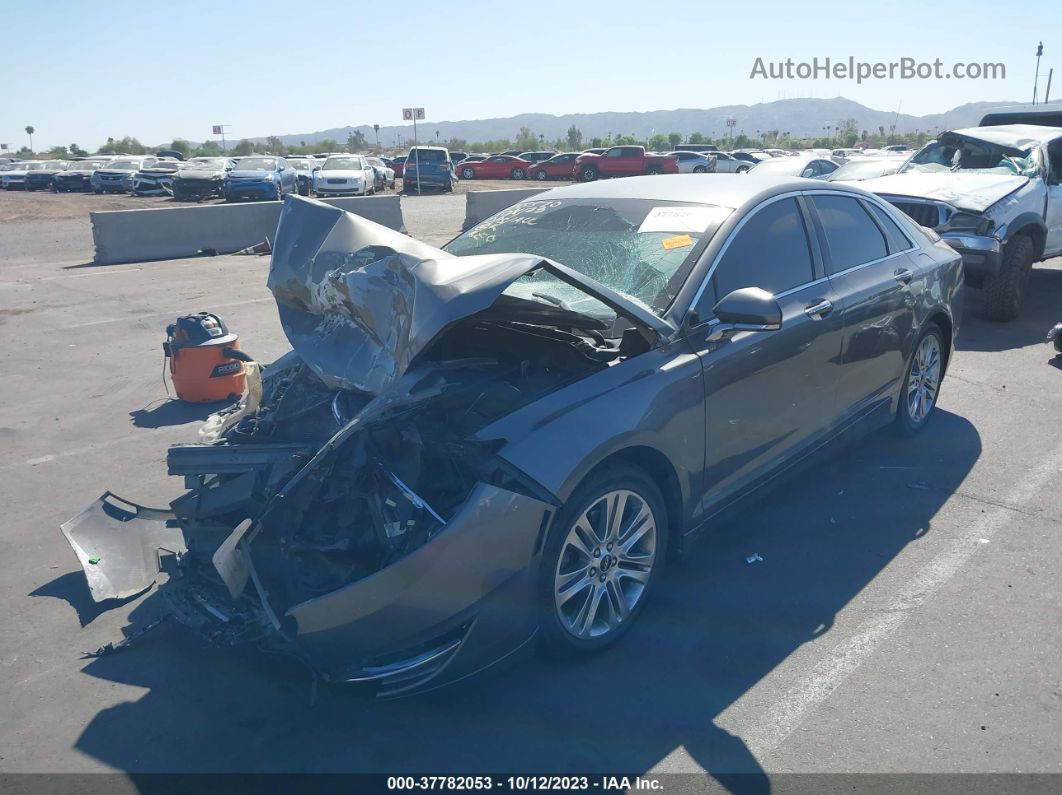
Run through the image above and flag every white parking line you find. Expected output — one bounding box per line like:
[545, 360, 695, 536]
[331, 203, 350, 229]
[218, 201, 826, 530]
[735, 442, 1062, 760]
[0, 433, 151, 473]
[56, 297, 272, 331]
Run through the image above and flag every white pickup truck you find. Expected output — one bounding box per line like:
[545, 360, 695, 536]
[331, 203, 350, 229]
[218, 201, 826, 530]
[861, 124, 1062, 320]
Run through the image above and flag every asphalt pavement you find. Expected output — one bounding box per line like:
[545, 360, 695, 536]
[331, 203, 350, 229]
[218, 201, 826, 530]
[0, 193, 1059, 787]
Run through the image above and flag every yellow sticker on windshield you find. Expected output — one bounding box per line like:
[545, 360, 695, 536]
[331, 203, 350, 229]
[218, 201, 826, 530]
[662, 234, 694, 250]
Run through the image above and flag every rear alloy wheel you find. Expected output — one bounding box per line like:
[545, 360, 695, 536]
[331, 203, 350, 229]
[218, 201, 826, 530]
[983, 234, 1034, 322]
[579, 164, 599, 182]
[896, 325, 944, 436]
[461, 166, 476, 179]
[737, 165, 750, 173]
[511, 168, 525, 180]
[539, 464, 667, 655]
[534, 169, 547, 180]
[693, 166, 707, 174]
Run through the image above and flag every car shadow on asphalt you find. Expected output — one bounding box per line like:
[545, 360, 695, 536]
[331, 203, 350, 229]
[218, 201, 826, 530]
[59, 408, 980, 792]
[956, 265, 1062, 353]
[129, 398, 234, 429]
[29, 572, 142, 629]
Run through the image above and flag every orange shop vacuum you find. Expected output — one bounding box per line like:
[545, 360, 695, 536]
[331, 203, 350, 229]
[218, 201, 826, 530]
[163, 313, 252, 403]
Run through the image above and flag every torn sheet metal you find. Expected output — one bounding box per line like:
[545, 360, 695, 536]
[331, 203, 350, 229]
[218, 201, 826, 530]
[199, 361, 263, 443]
[212, 519, 254, 599]
[268, 196, 673, 395]
[61, 493, 185, 602]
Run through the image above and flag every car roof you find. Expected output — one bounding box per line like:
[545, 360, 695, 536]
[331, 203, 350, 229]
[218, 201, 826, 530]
[950, 124, 1062, 147]
[532, 174, 874, 210]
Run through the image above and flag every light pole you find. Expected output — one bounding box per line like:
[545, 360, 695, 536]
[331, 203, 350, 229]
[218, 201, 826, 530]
[1033, 42, 1044, 103]
[373, 124, 380, 151]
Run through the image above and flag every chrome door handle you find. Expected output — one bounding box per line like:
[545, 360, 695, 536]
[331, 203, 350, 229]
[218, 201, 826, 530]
[894, 268, 914, 284]
[804, 299, 833, 319]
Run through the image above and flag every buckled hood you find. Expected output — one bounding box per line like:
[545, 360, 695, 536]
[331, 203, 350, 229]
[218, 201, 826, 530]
[269, 196, 672, 395]
[861, 172, 1029, 213]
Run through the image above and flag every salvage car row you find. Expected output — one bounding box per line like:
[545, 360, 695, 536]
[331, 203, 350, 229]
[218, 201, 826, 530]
[0, 154, 398, 201]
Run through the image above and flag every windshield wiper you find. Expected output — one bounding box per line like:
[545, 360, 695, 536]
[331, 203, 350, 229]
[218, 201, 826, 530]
[531, 292, 572, 311]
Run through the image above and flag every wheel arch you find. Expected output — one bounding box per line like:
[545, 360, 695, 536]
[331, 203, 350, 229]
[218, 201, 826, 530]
[568, 445, 684, 559]
[924, 310, 954, 374]
[1003, 214, 1047, 260]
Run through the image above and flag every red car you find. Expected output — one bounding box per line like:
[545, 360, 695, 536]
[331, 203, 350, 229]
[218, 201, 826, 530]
[457, 155, 533, 180]
[528, 152, 580, 181]
[574, 146, 679, 181]
[390, 155, 406, 178]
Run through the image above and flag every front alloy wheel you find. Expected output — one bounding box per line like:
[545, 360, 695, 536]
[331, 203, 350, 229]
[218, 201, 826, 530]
[897, 325, 943, 435]
[539, 463, 667, 655]
[554, 489, 657, 640]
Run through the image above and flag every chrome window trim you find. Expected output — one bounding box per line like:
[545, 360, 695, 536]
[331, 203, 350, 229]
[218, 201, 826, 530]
[687, 190, 813, 314]
[826, 249, 908, 279]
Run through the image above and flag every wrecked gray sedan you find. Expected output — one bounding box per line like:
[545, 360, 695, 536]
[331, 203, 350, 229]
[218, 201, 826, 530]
[64, 176, 962, 696]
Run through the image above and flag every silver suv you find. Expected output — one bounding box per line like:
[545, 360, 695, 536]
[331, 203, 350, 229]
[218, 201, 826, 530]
[862, 124, 1062, 320]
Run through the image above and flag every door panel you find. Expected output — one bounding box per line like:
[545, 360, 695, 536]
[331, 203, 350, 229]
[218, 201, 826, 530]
[809, 194, 916, 418]
[1046, 182, 1062, 255]
[691, 282, 845, 507]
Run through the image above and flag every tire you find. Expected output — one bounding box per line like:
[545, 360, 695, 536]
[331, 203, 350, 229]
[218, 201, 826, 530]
[534, 169, 547, 181]
[647, 166, 663, 175]
[736, 165, 750, 173]
[94, 189, 102, 195]
[511, 168, 525, 180]
[444, 178, 453, 193]
[537, 462, 669, 656]
[461, 166, 476, 180]
[579, 164, 599, 182]
[983, 234, 1035, 322]
[895, 324, 945, 436]
[693, 166, 707, 174]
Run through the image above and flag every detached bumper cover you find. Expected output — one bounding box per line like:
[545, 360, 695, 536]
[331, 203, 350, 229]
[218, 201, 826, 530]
[61, 493, 185, 602]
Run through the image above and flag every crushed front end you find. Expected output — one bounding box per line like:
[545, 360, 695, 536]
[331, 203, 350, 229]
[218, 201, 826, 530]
[62, 196, 659, 695]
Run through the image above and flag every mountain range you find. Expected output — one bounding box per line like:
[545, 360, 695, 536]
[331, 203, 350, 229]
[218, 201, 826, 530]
[251, 97, 1019, 148]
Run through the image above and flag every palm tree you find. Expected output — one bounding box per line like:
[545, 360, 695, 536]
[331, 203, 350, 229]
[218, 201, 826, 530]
[25, 126, 35, 152]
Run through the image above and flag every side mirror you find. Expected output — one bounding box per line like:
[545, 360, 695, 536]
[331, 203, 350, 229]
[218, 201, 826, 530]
[707, 287, 782, 342]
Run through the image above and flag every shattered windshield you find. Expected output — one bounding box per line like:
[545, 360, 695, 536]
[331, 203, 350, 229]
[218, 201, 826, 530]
[901, 135, 1040, 176]
[444, 198, 731, 316]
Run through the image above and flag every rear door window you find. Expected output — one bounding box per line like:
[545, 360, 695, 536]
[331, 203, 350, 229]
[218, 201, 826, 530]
[811, 195, 889, 274]
[864, 201, 913, 254]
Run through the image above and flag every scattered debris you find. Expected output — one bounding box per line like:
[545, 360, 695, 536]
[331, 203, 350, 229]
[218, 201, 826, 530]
[87, 556, 100, 565]
[907, 481, 930, 491]
[746, 553, 764, 564]
[236, 239, 272, 256]
[82, 614, 171, 658]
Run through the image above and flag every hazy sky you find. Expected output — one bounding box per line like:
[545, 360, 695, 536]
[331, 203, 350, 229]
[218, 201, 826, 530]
[1, 0, 1058, 150]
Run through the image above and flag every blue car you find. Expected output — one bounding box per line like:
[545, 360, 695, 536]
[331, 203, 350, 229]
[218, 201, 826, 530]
[223, 156, 298, 202]
[25, 160, 71, 191]
[402, 146, 457, 192]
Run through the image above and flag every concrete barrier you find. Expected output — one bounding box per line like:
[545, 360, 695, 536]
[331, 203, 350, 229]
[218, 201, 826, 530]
[462, 188, 547, 231]
[90, 195, 405, 265]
